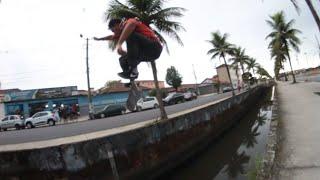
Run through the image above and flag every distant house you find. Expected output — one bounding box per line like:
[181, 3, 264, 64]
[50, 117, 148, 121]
[136, 80, 165, 89]
[216, 64, 242, 88]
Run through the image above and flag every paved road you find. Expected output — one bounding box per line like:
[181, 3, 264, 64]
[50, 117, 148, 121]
[0, 92, 233, 145]
[275, 82, 320, 179]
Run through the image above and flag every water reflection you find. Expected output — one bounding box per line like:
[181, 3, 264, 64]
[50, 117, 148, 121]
[223, 151, 250, 178]
[242, 125, 260, 149]
[160, 89, 273, 180]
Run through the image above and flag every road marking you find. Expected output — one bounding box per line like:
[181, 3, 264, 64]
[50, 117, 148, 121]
[0, 95, 232, 152]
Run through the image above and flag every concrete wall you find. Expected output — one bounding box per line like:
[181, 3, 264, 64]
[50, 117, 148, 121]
[0, 85, 270, 179]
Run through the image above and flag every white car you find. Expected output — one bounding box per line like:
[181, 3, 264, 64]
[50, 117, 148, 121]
[0, 115, 25, 131]
[136, 96, 159, 111]
[25, 111, 60, 128]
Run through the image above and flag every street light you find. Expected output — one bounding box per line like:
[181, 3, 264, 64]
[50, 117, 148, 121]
[80, 34, 94, 119]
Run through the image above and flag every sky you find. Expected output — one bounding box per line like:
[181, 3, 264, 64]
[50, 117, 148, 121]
[0, 0, 319, 90]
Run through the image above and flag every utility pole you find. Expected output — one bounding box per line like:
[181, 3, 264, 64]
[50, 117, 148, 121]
[81, 34, 94, 119]
[192, 64, 200, 95]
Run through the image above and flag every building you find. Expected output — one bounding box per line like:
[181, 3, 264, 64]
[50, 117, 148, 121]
[216, 64, 242, 88]
[136, 80, 165, 89]
[3, 86, 79, 118]
[0, 89, 20, 119]
[2, 80, 160, 118]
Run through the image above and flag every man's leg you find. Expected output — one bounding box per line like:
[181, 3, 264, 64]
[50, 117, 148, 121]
[119, 32, 162, 79]
[119, 55, 129, 73]
[127, 32, 162, 63]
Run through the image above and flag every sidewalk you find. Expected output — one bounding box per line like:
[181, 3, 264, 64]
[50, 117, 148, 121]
[57, 115, 88, 125]
[275, 82, 320, 180]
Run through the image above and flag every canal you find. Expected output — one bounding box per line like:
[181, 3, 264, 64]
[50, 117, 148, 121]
[158, 88, 273, 180]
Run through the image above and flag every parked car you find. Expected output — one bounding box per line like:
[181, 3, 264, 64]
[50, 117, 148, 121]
[25, 111, 59, 128]
[0, 115, 25, 131]
[163, 93, 185, 105]
[136, 96, 159, 111]
[222, 87, 233, 93]
[184, 91, 197, 101]
[94, 104, 126, 119]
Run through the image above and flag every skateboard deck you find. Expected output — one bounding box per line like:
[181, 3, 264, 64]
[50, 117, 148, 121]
[126, 80, 142, 112]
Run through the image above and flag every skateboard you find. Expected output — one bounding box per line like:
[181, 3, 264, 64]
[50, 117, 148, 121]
[126, 79, 142, 112]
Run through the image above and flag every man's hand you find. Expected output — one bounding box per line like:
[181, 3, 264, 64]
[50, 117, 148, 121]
[116, 44, 127, 55]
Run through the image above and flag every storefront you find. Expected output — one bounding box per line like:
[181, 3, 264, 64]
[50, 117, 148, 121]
[4, 86, 79, 118]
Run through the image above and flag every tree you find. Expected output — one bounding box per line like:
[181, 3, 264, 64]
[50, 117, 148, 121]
[105, 0, 186, 120]
[149, 88, 168, 99]
[289, 0, 320, 33]
[266, 11, 301, 83]
[165, 66, 182, 91]
[256, 66, 272, 79]
[316, 36, 320, 60]
[207, 31, 235, 96]
[246, 58, 259, 77]
[270, 42, 287, 80]
[242, 72, 252, 87]
[105, 80, 120, 88]
[229, 46, 249, 74]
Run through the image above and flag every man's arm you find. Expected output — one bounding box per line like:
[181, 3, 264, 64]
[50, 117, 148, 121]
[93, 35, 114, 41]
[116, 19, 138, 55]
[117, 20, 137, 45]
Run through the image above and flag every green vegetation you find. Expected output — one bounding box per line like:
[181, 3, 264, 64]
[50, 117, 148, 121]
[266, 11, 301, 83]
[246, 155, 263, 180]
[165, 66, 182, 91]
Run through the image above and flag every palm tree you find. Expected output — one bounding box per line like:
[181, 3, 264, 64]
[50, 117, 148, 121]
[316, 36, 320, 60]
[256, 66, 272, 79]
[290, 0, 320, 33]
[105, 0, 186, 120]
[207, 31, 235, 96]
[266, 11, 301, 83]
[270, 42, 287, 80]
[246, 58, 259, 77]
[229, 47, 249, 74]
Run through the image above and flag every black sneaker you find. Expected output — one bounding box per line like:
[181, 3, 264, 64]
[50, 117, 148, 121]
[118, 72, 130, 79]
[129, 72, 139, 79]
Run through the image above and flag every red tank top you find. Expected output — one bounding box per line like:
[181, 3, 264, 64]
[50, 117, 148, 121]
[124, 18, 160, 42]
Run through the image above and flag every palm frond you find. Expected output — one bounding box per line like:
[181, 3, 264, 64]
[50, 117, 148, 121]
[290, 0, 301, 14]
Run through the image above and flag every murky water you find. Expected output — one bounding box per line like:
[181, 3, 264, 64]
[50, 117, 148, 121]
[158, 88, 273, 180]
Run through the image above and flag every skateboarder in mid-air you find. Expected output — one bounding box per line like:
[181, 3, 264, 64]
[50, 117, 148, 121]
[94, 18, 163, 80]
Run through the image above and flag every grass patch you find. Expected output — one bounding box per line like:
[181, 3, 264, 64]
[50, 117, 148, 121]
[246, 155, 263, 180]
